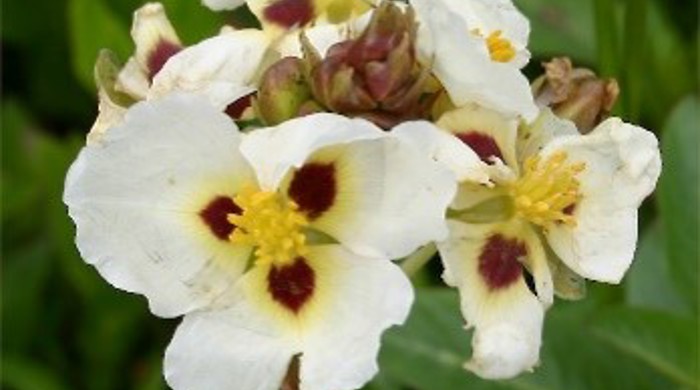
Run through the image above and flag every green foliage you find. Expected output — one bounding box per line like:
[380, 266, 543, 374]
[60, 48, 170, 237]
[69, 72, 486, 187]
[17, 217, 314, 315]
[2, 0, 698, 389]
[657, 97, 699, 312]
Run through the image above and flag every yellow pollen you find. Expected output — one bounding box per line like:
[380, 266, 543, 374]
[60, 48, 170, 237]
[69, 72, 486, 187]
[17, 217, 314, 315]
[509, 152, 586, 227]
[485, 30, 516, 63]
[228, 187, 309, 267]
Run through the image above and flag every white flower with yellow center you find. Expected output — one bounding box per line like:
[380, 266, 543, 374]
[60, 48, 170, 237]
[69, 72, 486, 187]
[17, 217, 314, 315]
[410, 0, 538, 121]
[395, 104, 661, 379]
[64, 93, 455, 390]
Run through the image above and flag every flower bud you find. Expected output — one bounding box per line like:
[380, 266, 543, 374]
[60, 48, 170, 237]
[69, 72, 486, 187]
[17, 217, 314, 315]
[305, 1, 436, 128]
[256, 56, 313, 125]
[532, 57, 619, 133]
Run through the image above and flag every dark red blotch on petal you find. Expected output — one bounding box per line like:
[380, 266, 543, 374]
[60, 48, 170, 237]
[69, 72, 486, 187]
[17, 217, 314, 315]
[563, 203, 577, 215]
[478, 234, 527, 290]
[199, 196, 242, 240]
[147, 40, 182, 81]
[288, 163, 337, 220]
[263, 0, 314, 28]
[268, 257, 315, 313]
[456, 131, 504, 164]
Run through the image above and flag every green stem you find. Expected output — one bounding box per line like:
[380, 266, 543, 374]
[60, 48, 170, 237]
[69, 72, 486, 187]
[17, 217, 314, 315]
[400, 243, 438, 277]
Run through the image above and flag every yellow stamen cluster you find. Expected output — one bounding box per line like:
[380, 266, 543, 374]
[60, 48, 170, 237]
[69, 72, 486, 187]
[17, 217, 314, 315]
[485, 30, 516, 63]
[509, 152, 586, 227]
[228, 187, 309, 267]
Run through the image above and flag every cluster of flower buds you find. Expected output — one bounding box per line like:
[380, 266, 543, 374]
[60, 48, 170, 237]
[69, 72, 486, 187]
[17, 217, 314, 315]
[64, 1, 662, 389]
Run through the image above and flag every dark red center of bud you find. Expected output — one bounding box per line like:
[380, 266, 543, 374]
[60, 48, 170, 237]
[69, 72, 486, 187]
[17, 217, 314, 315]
[199, 196, 241, 240]
[478, 234, 526, 290]
[147, 40, 182, 81]
[456, 132, 504, 164]
[268, 257, 315, 313]
[263, 0, 314, 28]
[225, 92, 255, 119]
[288, 163, 336, 220]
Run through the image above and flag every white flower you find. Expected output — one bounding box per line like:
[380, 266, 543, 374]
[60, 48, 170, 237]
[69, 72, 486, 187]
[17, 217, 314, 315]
[88, 3, 271, 144]
[115, 2, 183, 100]
[395, 105, 661, 378]
[64, 94, 456, 389]
[410, 0, 538, 121]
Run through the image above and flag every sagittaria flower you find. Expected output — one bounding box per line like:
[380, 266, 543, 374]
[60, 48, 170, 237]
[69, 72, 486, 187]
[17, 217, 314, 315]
[89, 2, 271, 144]
[410, 0, 538, 121]
[396, 104, 661, 378]
[64, 94, 455, 389]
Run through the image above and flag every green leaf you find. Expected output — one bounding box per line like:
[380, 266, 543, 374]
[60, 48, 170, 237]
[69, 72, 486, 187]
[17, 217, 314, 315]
[657, 96, 699, 312]
[1, 243, 54, 352]
[625, 221, 689, 315]
[642, 2, 698, 127]
[157, 0, 228, 44]
[516, 0, 596, 64]
[591, 307, 699, 388]
[1, 355, 69, 390]
[68, 0, 132, 91]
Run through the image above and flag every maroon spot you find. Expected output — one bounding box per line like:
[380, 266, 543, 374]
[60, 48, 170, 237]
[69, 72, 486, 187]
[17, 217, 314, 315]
[456, 131, 504, 164]
[288, 163, 336, 219]
[263, 0, 314, 28]
[147, 40, 182, 81]
[225, 92, 255, 119]
[478, 234, 527, 290]
[268, 257, 315, 313]
[199, 196, 242, 240]
[563, 203, 576, 215]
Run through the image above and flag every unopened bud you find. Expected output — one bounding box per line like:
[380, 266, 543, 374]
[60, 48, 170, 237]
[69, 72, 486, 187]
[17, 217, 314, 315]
[532, 57, 619, 133]
[256, 57, 313, 125]
[305, 1, 436, 128]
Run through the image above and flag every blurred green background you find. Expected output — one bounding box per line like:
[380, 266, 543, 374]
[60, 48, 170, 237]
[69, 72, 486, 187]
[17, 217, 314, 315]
[1, 0, 698, 389]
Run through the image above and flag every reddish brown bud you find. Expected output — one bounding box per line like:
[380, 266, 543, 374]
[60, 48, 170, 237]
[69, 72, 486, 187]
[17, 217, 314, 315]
[305, 1, 436, 129]
[532, 57, 620, 133]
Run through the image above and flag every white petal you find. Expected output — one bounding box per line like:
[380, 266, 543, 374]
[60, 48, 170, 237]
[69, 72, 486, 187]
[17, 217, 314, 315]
[305, 129, 456, 259]
[431, 0, 530, 52]
[131, 3, 181, 70]
[164, 281, 297, 390]
[64, 94, 256, 317]
[276, 24, 348, 58]
[149, 30, 270, 109]
[298, 245, 413, 390]
[391, 120, 490, 184]
[437, 219, 550, 379]
[437, 104, 521, 173]
[202, 0, 247, 11]
[86, 90, 127, 145]
[542, 118, 662, 283]
[412, 0, 537, 121]
[240, 113, 384, 190]
[115, 57, 150, 100]
[516, 107, 579, 163]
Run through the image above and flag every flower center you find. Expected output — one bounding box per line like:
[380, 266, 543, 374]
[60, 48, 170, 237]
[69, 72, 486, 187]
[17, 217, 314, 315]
[485, 30, 516, 63]
[509, 152, 585, 227]
[228, 187, 309, 267]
